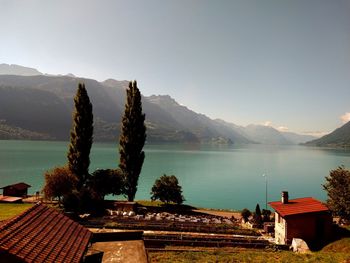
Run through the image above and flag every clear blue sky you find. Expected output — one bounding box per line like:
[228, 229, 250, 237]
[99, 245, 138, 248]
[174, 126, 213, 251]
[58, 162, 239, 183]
[1, 0, 350, 136]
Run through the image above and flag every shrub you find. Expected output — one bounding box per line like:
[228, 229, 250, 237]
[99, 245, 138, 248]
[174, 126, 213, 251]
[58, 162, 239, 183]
[241, 208, 251, 222]
[88, 168, 125, 200]
[151, 174, 185, 204]
[42, 166, 78, 206]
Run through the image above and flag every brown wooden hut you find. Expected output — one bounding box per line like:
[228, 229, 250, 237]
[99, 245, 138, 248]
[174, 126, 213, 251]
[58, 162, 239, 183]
[0, 182, 31, 197]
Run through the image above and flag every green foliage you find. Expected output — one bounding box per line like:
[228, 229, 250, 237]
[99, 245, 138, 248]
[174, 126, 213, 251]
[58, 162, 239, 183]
[148, 250, 350, 263]
[67, 83, 94, 189]
[0, 204, 33, 221]
[150, 174, 185, 204]
[241, 208, 252, 222]
[323, 166, 350, 222]
[119, 80, 146, 201]
[262, 209, 272, 222]
[89, 169, 125, 200]
[253, 203, 263, 226]
[42, 166, 78, 205]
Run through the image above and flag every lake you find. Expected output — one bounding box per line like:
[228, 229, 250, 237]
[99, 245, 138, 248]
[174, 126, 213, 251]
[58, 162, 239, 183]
[1, 140, 350, 210]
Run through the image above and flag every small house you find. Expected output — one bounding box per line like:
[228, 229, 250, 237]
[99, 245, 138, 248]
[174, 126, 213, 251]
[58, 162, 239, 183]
[269, 191, 332, 245]
[0, 182, 31, 197]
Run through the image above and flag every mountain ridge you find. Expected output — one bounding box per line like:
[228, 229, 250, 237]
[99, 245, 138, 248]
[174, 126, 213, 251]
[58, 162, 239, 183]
[304, 121, 350, 147]
[0, 65, 316, 144]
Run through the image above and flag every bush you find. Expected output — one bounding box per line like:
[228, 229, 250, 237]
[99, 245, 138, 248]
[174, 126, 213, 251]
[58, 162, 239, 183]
[42, 166, 78, 205]
[323, 166, 350, 223]
[88, 168, 125, 200]
[262, 209, 272, 222]
[151, 174, 185, 204]
[241, 208, 251, 222]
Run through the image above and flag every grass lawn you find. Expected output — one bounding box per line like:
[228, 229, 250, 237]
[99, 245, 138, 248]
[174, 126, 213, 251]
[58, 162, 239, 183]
[322, 237, 350, 253]
[137, 200, 164, 207]
[148, 249, 350, 263]
[0, 203, 33, 221]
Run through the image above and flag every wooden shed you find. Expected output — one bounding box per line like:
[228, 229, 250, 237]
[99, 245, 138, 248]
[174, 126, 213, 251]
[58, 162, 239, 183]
[0, 182, 31, 197]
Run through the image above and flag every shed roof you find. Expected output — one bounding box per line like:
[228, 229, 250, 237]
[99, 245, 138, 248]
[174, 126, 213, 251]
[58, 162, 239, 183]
[269, 197, 329, 217]
[0, 203, 92, 263]
[0, 182, 31, 190]
[0, 195, 22, 203]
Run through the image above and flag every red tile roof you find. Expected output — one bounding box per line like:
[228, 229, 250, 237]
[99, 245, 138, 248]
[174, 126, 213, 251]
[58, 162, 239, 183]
[0, 203, 92, 263]
[269, 197, 329, 217]
[0, 182, 31, 190]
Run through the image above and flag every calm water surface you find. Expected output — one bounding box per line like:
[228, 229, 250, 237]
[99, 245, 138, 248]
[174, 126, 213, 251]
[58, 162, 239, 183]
[1, 140, 350, 210]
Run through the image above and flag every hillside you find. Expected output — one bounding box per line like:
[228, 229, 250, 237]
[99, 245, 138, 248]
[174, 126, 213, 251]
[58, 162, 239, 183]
[0, 67, 315, 144]
[304, 121, 350, 147]
[0, 63, 43, 76]
[0, 74, 250, 143]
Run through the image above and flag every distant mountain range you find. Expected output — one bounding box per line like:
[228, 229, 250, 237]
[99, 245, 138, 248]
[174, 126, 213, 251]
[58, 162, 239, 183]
[304, 121, 350, 147]
[0, 64, 316, 144]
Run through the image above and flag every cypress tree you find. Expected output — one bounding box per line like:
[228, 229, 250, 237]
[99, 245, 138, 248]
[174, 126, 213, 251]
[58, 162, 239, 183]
[254, 203, 263, 226]
[67, 83, 93, 189]
[119, 80, 146, 201]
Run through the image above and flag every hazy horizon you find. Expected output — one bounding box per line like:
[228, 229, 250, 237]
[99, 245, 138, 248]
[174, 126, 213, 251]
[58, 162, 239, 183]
[1, 0, 350, 136]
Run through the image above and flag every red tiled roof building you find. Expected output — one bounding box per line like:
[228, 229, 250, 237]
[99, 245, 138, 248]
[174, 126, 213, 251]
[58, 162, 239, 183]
[269, 191, 333, 245]
[0, 203, 92, 262]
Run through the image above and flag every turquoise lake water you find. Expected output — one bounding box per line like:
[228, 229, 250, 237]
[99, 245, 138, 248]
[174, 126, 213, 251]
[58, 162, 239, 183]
[1, 140, 350, 210]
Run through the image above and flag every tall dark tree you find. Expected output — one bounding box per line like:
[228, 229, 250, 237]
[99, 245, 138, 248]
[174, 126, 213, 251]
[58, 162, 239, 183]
[119, 80, 146, 201]
[323, 166, 350, 223]
[253, 203, 263, 227]
[67, 83, 93, 189]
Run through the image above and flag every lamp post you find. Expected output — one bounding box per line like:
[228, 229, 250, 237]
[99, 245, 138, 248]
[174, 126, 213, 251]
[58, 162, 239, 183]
[262, 174, 267, 210]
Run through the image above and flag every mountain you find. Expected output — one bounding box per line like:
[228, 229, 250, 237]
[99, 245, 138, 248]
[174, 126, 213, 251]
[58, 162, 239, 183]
[214, 120, 315, 145]
[0, 120, 52, 140]
[0, 64, 43, 76]
[240, 124, 292, 145]
[147, 95, 252, 144]
[0, 68, 314, 144]
[304, 121, 350, 147]
[282, 132, 316, 144]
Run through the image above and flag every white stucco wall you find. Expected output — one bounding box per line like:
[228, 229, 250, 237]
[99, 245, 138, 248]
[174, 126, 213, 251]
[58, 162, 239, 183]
[274, 212, 286, 244]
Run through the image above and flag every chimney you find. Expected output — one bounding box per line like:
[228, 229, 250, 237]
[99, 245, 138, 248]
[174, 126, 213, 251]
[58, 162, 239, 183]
[281, 191, 289, 204]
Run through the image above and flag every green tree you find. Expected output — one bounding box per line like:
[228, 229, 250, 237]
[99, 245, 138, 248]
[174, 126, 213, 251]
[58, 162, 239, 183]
[119, 80, 146, 201]
[151, 174, 185, 204]
[67, 83, 94, 189]
[323, 166, 350, 222]
[241, 208, 251, 223]
[253, 203, 263, 227]
[42, 166, 78, 206]
[262, 209, 272, 222]
[89, 169, 125, 200]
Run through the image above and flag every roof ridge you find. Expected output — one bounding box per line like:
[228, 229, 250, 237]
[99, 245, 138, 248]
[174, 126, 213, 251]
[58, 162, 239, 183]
[0, 182, 31, 189]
